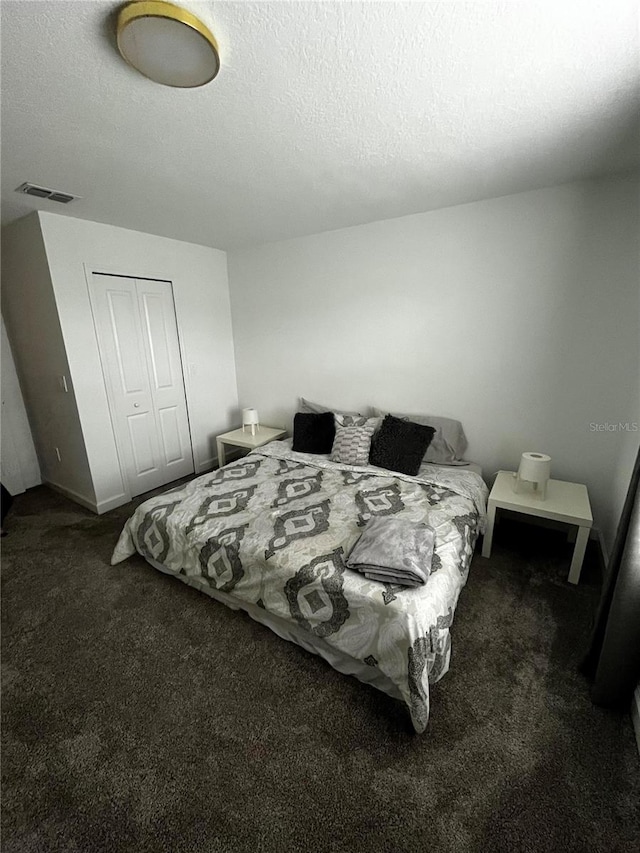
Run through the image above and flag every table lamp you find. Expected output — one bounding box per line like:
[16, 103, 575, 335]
[514, 452, 551, 499]
[242, 408, 260, 436]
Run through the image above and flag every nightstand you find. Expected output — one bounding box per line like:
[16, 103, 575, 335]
[215, 426, 287, 467]
[481, 470, 593, 584]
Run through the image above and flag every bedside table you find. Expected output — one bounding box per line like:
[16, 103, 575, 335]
[481, 471, 593, 584]
[216, 426, 287, 467]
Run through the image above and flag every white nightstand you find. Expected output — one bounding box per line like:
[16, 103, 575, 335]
[215, 426, 287, 467]
[481, 471, 593, 584]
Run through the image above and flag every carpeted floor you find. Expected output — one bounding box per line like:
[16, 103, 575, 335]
[2, 484, 639, 853]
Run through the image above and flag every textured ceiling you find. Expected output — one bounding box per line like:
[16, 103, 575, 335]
[1, 1, 639, 249]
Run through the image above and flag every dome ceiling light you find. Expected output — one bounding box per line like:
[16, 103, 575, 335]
[116, 1, 220, 88]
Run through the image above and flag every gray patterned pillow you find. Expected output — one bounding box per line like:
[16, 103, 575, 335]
[330, 415, 379, 466]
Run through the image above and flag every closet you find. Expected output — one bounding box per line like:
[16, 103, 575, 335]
[2, 211, 239, 515]
[89, 274, 194, 497]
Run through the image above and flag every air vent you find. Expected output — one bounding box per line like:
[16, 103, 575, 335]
[16, 182, 80, 204]
[47, 192, 75, 204]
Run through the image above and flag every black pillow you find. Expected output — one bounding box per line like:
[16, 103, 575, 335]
[369, 415, 436, 476]
[292, 412, 336, 454]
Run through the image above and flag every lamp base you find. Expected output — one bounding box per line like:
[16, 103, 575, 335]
[514, 473, 548, 500]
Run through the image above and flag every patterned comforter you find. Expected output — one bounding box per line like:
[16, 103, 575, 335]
[112, 440, 487, 732]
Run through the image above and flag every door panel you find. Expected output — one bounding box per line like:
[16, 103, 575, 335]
[106, 289, 147, 395]
[158, 406, 183, 465]
[140, 292, 173, 389]
[90, 273, 194, 498]
[135, 279, 193, 479]
[127, 412, 158, 475]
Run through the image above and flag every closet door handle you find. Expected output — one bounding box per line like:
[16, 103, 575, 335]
[134, 403, 140, 408]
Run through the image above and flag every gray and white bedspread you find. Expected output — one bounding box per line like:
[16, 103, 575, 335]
[112, 440, 488, 732]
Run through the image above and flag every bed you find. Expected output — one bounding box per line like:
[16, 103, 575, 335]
[112, 439, 488, 732]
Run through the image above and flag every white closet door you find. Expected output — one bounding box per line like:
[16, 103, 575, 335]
[135, 278, 194, 482]
[90, 273, 194, 497]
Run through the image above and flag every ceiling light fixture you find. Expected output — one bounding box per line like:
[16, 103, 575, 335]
[116, 1, 220, 88]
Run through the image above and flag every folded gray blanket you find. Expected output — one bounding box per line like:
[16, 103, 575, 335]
[346, 516, 435, 587]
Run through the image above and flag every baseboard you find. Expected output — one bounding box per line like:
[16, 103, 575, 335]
[195, 457, 216, 475]
[44, 480, 99, 514]
[632, 686, 640, 759]
[95, 492, 130, 514]
[196, 449, 248, 474]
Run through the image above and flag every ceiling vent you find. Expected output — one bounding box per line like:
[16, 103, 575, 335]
[16, 182, 79, 204]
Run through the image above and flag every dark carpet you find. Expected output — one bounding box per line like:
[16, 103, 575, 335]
[2, 484, 639, 853]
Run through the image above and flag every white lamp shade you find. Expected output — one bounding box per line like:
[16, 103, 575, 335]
[515, 452, 551, 499]
[117, 1, 220, 88]
[242, 408, 259, 427]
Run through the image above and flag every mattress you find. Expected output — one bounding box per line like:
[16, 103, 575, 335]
[112, 440, 488, 732]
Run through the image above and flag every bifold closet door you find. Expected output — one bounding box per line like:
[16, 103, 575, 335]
[90, 273, 194, 497]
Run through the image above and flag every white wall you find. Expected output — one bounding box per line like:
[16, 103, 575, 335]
[228, 172, 639, 553]
[37, 212, 239, 511]
[1, 214, 95, 504]
[1, 315, 41, 493]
